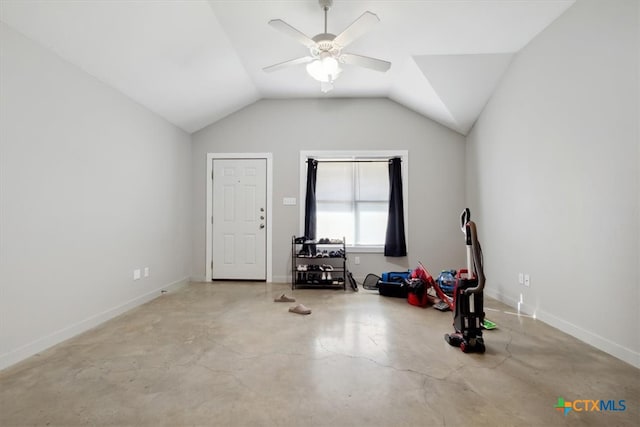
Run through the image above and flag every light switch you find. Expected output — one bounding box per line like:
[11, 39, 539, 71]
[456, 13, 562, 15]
[133, 269, 141, 280]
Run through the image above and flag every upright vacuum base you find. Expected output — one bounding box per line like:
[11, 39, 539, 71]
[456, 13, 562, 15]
[445, 332, 485, 354]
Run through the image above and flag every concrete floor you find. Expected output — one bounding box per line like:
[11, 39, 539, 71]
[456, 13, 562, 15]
[1, 282, 638, 426]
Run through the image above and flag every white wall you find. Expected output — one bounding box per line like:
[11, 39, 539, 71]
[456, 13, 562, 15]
[192, 98, 466, 283]
[0, 23, 192, 369]
[466, 0, 639, 367]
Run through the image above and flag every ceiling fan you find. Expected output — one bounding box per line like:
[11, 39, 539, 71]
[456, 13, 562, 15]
[263, 0, 391, 93]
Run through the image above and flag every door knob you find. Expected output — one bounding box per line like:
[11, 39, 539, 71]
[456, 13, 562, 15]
[260, 216, 265, 220]
[260, 224, 265, 229]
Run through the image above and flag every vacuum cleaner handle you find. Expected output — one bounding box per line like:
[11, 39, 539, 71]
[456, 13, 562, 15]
[461, 208, 472, 245]
[460, 208, 470, 231]
[464, 220, 485, 295]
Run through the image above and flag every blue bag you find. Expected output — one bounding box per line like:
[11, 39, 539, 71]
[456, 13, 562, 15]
[381, 270, 411, 283]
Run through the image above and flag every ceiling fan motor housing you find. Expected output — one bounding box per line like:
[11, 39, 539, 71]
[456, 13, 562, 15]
[311, 33, 341, 57]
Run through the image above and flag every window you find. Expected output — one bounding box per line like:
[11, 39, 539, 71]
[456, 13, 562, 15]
[300, 151, 408, 251]
[315, 160, 389, 246]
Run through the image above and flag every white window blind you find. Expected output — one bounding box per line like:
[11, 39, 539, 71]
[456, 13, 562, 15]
[315, 161, 389, 246]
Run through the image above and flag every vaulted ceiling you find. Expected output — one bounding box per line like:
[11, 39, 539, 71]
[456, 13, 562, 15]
[0, 0, 575, 135]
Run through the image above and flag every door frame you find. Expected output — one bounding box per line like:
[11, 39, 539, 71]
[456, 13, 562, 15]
[206, 153, 273, 282]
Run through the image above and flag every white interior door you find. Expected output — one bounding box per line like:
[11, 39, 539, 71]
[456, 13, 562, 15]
[212, 158, 267, 280]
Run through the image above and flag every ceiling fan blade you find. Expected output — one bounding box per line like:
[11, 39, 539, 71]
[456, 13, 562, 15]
[340, 53, 391, 72]
[263, 56, 315, 73]
[268, 19, 316, 48]
[333, 11, 379, 48]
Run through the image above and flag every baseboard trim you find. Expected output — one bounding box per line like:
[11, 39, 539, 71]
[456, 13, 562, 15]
[0, 276, 190, 371]
[272, 275, 289, 284]
[485, 289, 639, 369]
[191, 276, 277, 283]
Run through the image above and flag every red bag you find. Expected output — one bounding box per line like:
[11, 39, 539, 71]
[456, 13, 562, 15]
[406, 278, 429, 307]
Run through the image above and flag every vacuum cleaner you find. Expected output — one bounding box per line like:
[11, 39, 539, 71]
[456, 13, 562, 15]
[445, 208, 486, 353]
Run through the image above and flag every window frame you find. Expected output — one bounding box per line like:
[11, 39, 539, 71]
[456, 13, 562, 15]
[299, 150, 409, 253]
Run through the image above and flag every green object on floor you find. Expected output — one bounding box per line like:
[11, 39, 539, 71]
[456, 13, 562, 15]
[483, 319, 497, 330]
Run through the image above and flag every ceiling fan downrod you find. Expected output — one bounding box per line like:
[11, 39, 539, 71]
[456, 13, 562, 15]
[320, 0, 332, 34]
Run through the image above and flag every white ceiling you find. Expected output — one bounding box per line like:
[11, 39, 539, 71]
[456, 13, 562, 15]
[0, 0, 575, 135]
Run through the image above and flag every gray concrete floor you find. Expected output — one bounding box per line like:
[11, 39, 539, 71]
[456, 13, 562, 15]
[1, 281, 638, 426]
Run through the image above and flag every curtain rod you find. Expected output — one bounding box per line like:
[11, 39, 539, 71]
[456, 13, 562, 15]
[310, 159, 400, 163]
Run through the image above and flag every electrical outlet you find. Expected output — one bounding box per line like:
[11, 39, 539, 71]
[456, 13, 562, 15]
[133, 269, 141, 280]
[144, 267, 149, 277]
[354, 256, 360, 265]
[518, 273, 524, 285]
[524, 274, 530, 287]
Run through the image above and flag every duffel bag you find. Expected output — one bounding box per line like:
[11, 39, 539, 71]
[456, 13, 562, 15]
[378, 280, 408, 298]
[381, 270, 412, 283]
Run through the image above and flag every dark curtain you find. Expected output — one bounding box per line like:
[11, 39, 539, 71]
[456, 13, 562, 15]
[304, 158, 318, 243]
[384, 157, 407, 257]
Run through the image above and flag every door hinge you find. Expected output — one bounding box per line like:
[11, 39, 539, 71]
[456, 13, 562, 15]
[211, 260, 213, 271]
[212, 170, 214, 180]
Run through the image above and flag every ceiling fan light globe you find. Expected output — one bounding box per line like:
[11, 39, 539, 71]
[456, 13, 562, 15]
[306, 57, 342, 83]
[322, 56, 340, 75]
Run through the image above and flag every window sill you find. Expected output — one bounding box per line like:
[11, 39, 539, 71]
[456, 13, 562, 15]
[346, 245, 384, 254]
